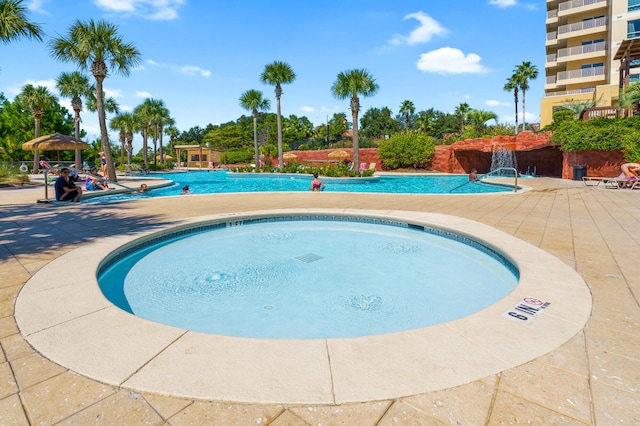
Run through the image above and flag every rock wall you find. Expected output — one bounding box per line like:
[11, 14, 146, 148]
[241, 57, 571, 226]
[268, 132, 623, 179]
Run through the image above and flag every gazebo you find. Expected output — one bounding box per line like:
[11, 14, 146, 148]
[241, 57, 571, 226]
[173, 145, 222, 168]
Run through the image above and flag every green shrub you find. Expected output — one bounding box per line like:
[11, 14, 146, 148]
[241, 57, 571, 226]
[550, 117, 640, 161]
[222, 150, 253, 164]
[378, 132, 435, 169]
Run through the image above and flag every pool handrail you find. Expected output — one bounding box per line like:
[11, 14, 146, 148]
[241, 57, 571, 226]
[479, 167, 519, 193]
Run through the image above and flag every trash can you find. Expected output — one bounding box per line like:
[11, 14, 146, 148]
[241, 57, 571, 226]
[573, 165, 587, 181]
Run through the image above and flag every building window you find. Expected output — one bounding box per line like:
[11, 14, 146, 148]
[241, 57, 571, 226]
[630, 0, 640, 12]
[629, 19, 640, 39]
[630, 74, 639, 83]
[190, 154, 199, 161]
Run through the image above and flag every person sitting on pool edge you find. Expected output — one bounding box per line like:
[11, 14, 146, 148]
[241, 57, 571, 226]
[85, 167, 109, 191]
[54, 167, 83, 202]
[309, 173, 325, 192]
[468, 169, 478, 181]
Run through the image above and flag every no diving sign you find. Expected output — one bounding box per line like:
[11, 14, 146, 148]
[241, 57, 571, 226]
[502, 297, 550, 324]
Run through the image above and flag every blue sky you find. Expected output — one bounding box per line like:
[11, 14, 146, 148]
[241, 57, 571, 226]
[2, 0, 544, 150]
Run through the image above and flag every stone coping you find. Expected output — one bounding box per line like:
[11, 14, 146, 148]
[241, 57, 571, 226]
[15, 209, 591, 404]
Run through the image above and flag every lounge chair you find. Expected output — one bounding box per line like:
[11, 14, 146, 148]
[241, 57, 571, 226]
[601, 177, 640, 189]
[368, 162, 376, 171]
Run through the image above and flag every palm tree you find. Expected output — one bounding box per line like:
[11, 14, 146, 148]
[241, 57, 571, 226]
[165, 125, 179, 164]
[133, 101, 153, 166]
[56, 71, 93, 168]
[109, 112, 136, 169]
[239, 89, 270, 167]
[331, 69, 379, 168]
[16, 84, 58, 172]
[0, 0, 43, 44]
[49, 19, 141, 182]
[260, 61, 296, 169]
[453, 102, 471, 130]
[619, 81, 640, 116]
[503, 75, 519, 134]
[142, 98, 168, 166]
[158, 115, 174, 165]
[399, 100, 415, 132]
[515, 61, 539, 132]
[466, 109, 498, 132]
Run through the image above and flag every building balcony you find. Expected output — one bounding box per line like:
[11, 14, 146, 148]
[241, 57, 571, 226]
[556, 66, 606, 84]
[555, 41, 606, 63]
[558, 0, 607, 18]
[544, 87, 596, 97]
[547, 9, 558, 24]
[546, 30, 559, 46]
[557, 16, 607, 40]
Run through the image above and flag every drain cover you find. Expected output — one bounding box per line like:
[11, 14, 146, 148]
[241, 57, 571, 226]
[295, 253, 324, 263]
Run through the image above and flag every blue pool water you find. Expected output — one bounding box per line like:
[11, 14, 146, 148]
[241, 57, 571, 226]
[98, 217, 519, 339]
[92, 171, 511, 201]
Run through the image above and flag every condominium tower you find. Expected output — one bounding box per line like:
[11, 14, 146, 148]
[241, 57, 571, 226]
[541, 0, 640, 127]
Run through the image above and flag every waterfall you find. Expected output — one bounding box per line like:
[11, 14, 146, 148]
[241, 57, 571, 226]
[490, 143, 518, 175]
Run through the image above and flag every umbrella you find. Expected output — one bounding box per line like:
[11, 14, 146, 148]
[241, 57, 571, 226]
[22, 133, 90, 163]
[283, 152, 298, 160]
[156, 155, 174, 162]
[328, 149, 350, 160]
[0, 146, 5, 153]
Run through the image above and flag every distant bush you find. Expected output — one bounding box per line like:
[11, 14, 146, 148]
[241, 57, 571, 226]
[378, 132, 435, 169]
[222, 150, 253, 164]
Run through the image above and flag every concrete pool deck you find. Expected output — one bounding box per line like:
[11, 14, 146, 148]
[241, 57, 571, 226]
[0, 176, 639, 424]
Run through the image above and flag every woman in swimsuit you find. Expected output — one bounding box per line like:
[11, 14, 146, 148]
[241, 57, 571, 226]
[309, 173, 325, 192]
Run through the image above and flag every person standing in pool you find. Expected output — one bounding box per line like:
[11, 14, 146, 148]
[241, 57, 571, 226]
[469, 169, 478, 181]
[181, 185, 191, 195]
[309, 173, 325, 191]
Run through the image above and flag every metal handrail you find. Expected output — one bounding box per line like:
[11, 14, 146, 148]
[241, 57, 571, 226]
[480, 167, 519, 192]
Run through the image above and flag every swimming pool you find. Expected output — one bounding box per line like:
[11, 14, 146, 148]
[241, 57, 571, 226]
[98, 216, 519, 339]
[92, 171, 513, 201]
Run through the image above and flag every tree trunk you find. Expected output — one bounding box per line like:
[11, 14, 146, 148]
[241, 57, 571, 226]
[96, 77, 117, 182]
[514, 90, 519, 135]
[253, 113, 260, 167]
[351, 98, 360, 168]
[32, 116, 41, 173]
[142, 127, 148, 165]
[74, 110, 82, 169]
[521, 89, 526, 132]
[276, 95, 283, 169]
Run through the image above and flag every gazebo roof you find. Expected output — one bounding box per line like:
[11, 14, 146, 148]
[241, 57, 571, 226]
[614, 38, 640, 61]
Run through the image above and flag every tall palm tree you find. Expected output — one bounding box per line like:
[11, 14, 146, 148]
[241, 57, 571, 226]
[16, 84, 58, 172]
[515, 61, 538, 132]
[158, 115, 174, 165]
[503, 75, 519, 134]
[49, 19, 141, 182]
[399, 100, 415, 132]
[165, 125, 179, 164]
[331, 69, 379, 168]
[454, 102, 471, 130]
[133, 101, 153, 166]
[239, 89, 270, 167]
[0, 0, 43, 44]
[56, 71, 93, 168]
[109, 112, 136, 169]
[260, 61, 296, 169]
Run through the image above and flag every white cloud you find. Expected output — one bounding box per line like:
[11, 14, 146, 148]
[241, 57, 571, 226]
[301, 106, 315, 113]
[416, 47, 488, 74]
[26, 0, 49, 14]
[388, 11, 446, 46]
[120, 105, 134, 112]
[180, 65, 211, 78]
[103, 88, 124, 98]
[136, 91, 152, 98]
[486, 100, 509, 107]
[93, 0, 184, 21]
[146, 59, 164, 67]
[489, 0, 517, 8]
[8, 79, 57, 96]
